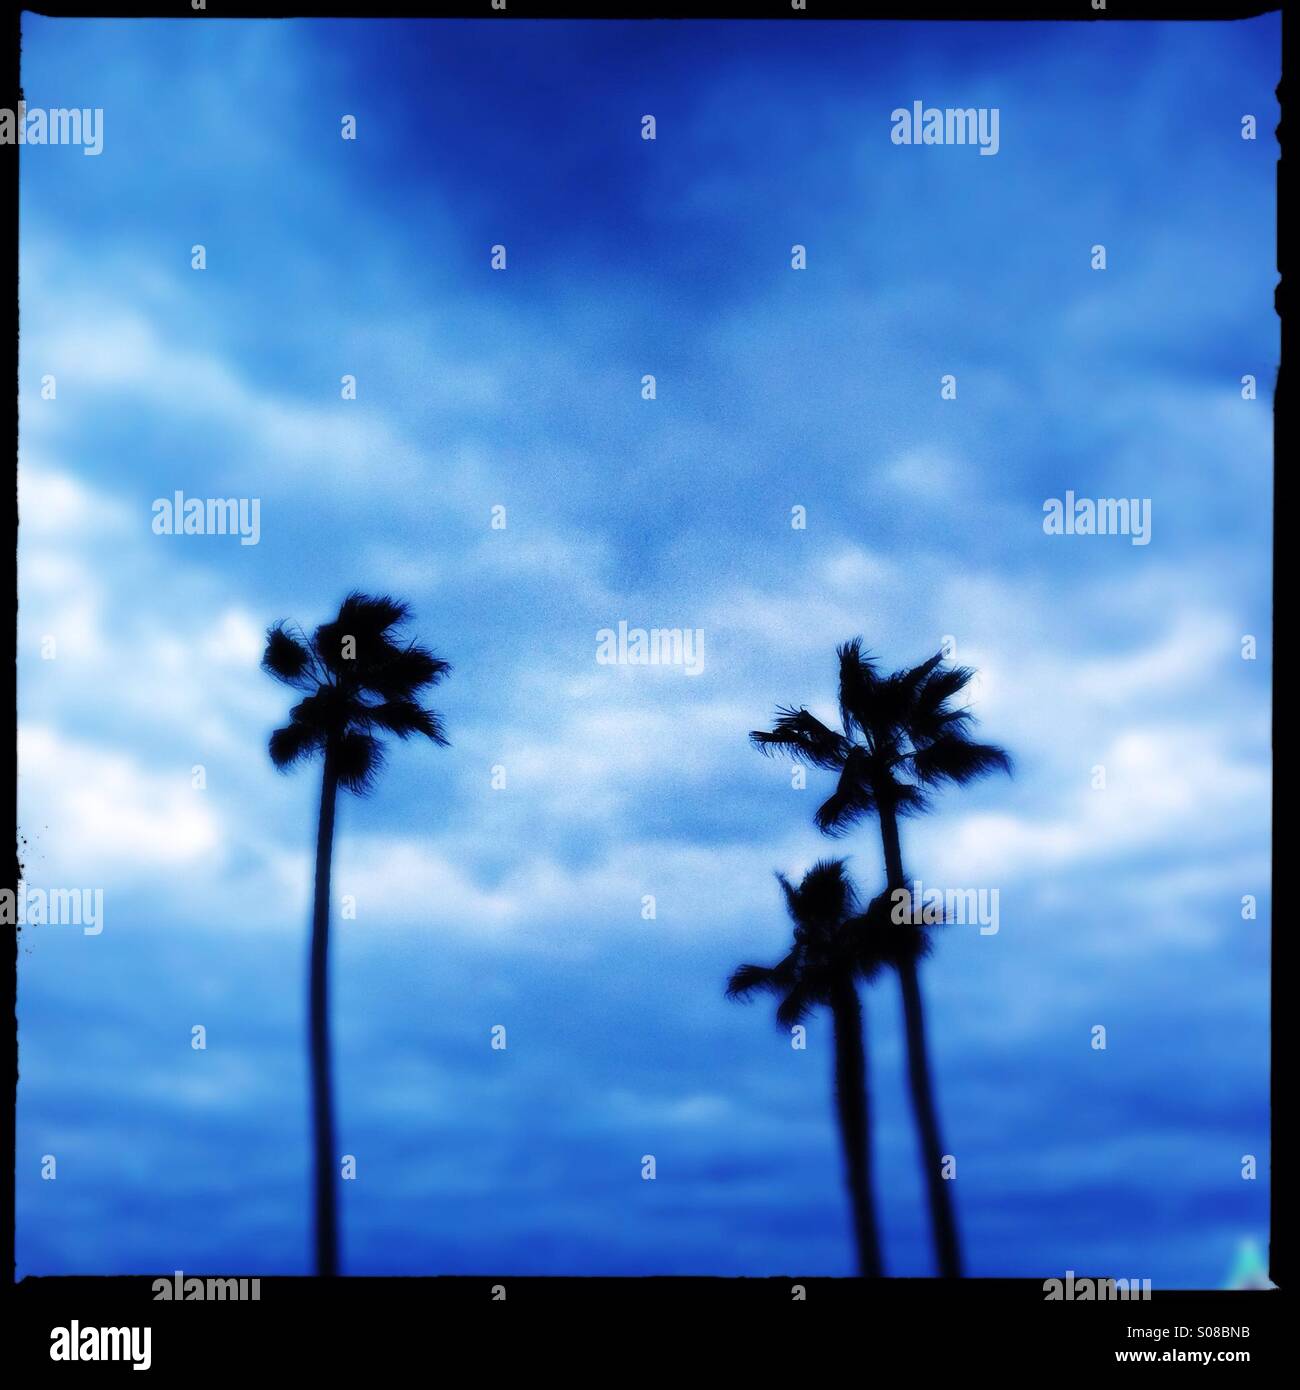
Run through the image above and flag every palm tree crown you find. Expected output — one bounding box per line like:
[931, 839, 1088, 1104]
[726, 859, 889, 1022]
[750, 639, 1010, 834]
[263, 591, 450, 791]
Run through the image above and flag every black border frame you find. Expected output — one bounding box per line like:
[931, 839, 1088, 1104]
[2, 0, 1285, 1368]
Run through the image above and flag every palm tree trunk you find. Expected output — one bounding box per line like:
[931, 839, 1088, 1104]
[829, 976, 883, 1277]
[879, 799, 963, 1279]
[310, 746, 340, 1277]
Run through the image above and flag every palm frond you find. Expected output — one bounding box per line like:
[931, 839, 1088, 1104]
[905, 703, 975, 750]
[872, 652, 945, 733]
[361, 643, 452, 700]
[798, 857, 858, 924]
[892, 665, 976, 751]
[814, 747, 877, 834]
[890, 781, 932, 818]
[896, 651, 946, 697]
[917, 661, 978, 717]
[312, 594, 421, 680]
[268, 722, 321, 771]
[836, 638, 880, 742]
[776, 982, 819, 1029]
[287, 688, 343, 735]
[356, 699, 448, 745]
[750, 707, 848, 770]
[262, 623, 314, 688]
[775, 870, 801, 926]
[336, 591, 412, 636]
[848, 951, 889, 984]
[872, 919, 931, 969]
[909, 736, 1012, 787]
[726, 962, 780, 999]
[846, 889, 931, 972]
[334, 730, 385, 794]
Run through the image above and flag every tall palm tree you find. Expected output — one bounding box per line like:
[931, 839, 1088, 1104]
[727, 858, 893, 1277]
[751, 641, 1010, 1278]
[262, 592, 450, 1276]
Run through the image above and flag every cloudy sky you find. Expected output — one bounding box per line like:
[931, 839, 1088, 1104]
[17, 15, 1276, 1281]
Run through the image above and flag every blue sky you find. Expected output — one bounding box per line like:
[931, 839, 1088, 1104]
[17, 15, 1276, 1281]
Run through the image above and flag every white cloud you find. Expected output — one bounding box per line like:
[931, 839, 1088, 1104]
[1074, 611, 1241, 704]
[202, 609, 266, 668]
[21, 309, 424, 495]
[18, 460, 133, 536]
[919, 723, 1268, 886]
[329, 831, 802, 953]
[18, 724, 223, 876]
[819, 544, 897, 593]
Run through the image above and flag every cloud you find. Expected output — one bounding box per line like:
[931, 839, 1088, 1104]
[18, 724, 223, 876]
[330, 830, 798, 953]
[919, 723, 1268, 886]
[18, 460, 133, 536]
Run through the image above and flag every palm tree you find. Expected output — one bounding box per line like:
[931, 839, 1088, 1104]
[727, 858, 893, 1277]
[751, 641, 1010, 1278]
[262, 592, 450, 1276]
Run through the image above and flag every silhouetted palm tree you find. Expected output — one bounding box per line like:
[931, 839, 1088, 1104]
[751, 642, 1010, 1278]
[727, 858, 892, 1277]
[262, 592, 450, 1276]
